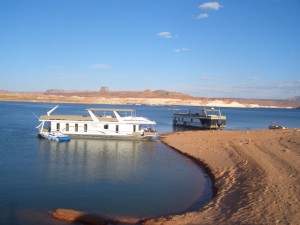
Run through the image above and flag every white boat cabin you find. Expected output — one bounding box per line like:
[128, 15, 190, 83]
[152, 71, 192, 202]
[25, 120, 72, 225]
[38, 107, 158, 140]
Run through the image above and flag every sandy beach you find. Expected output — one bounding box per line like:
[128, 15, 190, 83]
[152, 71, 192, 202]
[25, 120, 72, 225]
[53, 129, 300, 225]
[143, 129, 300, 225]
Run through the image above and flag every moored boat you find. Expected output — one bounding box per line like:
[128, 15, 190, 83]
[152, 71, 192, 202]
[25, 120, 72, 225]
[36, 105, 158, 140]
[172, 107, 226, 129]
[38, 132, 71, 142]
[268, 121, 287, 130]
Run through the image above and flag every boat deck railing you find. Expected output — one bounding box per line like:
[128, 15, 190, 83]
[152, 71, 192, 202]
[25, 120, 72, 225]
[174, 107, 224, 118]
[40, 115, 119, 122]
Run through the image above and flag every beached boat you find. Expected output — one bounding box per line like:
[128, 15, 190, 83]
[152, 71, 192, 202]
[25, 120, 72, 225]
[172, 107, 226, 129]
[268, 121, 287, 130]
[36, 105, 158, 140]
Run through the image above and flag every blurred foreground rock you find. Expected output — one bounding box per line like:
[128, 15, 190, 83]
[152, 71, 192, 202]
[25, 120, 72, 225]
[53, 208, 140, 225]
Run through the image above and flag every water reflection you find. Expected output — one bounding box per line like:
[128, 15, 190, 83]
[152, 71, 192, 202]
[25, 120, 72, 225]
[37, 138, 211, 218]
[39, 139, 156, 183]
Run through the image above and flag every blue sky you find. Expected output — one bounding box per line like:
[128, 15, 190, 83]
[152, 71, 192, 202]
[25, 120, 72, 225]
[0, 0, 299, 99]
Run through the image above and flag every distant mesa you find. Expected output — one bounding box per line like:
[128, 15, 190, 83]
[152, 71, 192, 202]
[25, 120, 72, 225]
[99, 86, 109, 94]
[45, 89, 90, 94]
[1, 88, 299, 108]
[288, 96, 300, 100]
[142, 89, 191, 98]
[42, 88, 190, 99]
[46, 89, 69, 93]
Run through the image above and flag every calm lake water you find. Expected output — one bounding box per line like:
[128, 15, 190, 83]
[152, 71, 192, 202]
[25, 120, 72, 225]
[0, 102, 299, 224]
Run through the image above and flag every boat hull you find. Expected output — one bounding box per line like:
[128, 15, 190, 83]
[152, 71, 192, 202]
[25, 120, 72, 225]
[173, 117, 226, 129]
[66, 132, 158, 141]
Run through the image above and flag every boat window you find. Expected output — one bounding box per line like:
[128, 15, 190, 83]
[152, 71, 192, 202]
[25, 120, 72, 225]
[75, 124, 78, 132]
[56, 123, 60, 131]
[133, 125, 136, 132]
[116, 125, 119, 133]
[66, 123, 69, 132]
[104, 124, 108, 129]
[84, 124, 87, 132]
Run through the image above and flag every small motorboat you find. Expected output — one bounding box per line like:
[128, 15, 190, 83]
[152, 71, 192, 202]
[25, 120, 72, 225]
[268, 121, 287, 130]
[35, 105, 71, 142]
[39, 132, 71, 142]
[268, 125, 287, 130]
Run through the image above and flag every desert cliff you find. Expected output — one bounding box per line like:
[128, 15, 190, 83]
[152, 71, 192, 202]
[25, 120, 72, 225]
[0, 90, 299, 108]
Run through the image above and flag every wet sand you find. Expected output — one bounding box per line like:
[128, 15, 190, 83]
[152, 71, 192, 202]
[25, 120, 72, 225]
[144, 129, 300, 225]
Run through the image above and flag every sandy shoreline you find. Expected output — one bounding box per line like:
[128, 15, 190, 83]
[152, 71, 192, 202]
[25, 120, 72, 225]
[52, 129, 299, 225]
[143, 129, 300, 225]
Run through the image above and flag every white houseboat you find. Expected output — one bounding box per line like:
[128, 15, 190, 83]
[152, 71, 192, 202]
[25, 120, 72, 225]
[37, 106, 158, 140]
[172, 107, 226, 129]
